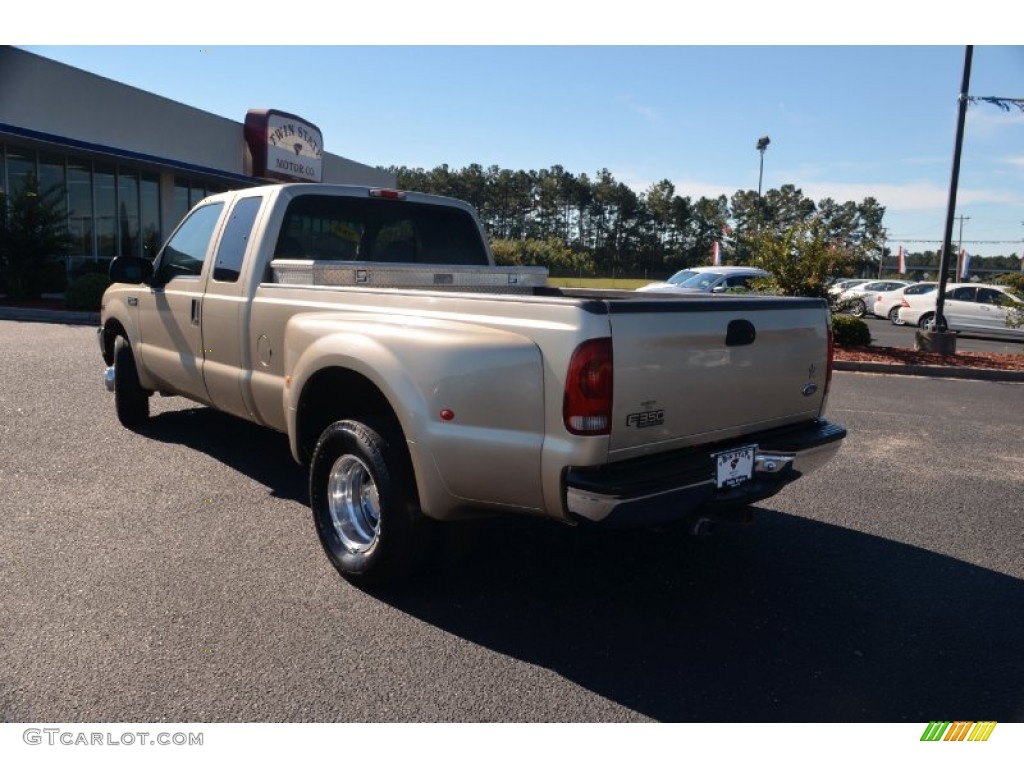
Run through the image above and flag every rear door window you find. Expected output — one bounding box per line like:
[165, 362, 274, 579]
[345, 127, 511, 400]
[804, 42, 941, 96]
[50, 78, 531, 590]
[213, 196, 263, 282]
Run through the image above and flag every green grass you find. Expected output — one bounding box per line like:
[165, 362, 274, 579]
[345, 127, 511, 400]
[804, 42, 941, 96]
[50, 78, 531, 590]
[548, 277, 651, 290]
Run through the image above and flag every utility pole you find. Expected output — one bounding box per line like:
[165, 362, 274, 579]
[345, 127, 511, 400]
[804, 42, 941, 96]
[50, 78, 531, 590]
[955, 215, 971, 253]
[877, 230, 887, 278]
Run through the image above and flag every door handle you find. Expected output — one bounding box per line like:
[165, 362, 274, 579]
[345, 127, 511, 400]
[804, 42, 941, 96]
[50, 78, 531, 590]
[191, 298, 201, 326]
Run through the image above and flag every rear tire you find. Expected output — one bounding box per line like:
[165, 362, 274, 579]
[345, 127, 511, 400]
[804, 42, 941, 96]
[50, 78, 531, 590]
[919, 313, 949, 332]
[849, 299, 866, 318]
[113, 336, 150, 427]
[309, 419, 430, 589]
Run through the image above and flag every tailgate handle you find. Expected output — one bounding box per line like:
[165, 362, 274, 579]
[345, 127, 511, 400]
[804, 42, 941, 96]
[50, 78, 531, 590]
[725, 319, 756, 347]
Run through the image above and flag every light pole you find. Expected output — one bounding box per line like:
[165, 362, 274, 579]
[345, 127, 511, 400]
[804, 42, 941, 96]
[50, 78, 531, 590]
[932, 45, 972, 348]
[756, 136, 770, 231]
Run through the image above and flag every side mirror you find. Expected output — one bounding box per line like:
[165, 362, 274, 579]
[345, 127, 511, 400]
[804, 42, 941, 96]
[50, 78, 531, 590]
[109, 256, 154, 285]
[711, 285, 727, 294]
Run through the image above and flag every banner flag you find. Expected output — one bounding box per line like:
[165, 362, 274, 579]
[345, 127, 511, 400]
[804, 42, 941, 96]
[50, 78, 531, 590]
[896, 246, 905, 274]
[960, 249, 971, 279]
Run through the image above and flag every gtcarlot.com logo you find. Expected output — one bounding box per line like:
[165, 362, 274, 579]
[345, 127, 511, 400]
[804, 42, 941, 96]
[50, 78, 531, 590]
[23, 729, 203, 747]
[920, 721, 997, 742]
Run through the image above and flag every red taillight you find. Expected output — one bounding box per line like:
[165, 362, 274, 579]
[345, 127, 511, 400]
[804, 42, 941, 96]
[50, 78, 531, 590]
[564, 338, 613, 436]
[900, 298, 911, 308]
[369, 188, 406, 199]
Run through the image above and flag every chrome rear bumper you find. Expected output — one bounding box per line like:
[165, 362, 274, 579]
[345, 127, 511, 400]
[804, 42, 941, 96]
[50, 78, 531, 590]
[565, 419, 846, 526]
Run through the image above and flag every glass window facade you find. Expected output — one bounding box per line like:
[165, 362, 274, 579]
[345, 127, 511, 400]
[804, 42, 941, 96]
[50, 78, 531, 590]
[67, 160, 93, 258]
[140, 173, 161, 258]
[94, 164, 117, 259]
[1, 142, 245, 276]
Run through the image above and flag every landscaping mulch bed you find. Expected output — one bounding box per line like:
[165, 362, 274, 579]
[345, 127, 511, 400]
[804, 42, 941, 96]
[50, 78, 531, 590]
[835, 345, 1024, 372]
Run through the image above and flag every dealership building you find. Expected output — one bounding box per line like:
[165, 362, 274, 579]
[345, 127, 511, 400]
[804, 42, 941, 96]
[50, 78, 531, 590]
[0, 45, 395, 272]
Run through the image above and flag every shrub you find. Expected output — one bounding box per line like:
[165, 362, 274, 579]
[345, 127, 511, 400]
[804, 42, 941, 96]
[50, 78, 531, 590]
[64, 273, 111, 311]
[831, 314, 872, 347]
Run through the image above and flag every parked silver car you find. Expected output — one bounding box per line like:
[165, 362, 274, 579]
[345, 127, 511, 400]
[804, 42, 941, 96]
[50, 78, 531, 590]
[637, 266, 770, 294]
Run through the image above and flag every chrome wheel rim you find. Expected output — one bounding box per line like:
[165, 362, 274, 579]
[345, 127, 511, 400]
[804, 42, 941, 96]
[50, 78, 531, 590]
[327, 455, 381, 553]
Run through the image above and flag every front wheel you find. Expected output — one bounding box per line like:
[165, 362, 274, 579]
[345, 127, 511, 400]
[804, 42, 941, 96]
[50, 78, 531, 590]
[113, 336, 150, 428]
[888, 306, 906, 326]
[309, 419, 430, 588]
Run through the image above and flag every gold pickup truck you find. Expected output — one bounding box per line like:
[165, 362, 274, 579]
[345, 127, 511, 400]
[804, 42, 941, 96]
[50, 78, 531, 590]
[98, 183, 846, 587]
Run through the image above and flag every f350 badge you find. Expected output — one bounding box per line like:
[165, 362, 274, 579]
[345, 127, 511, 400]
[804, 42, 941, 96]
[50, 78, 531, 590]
[626, 400, 664, 428]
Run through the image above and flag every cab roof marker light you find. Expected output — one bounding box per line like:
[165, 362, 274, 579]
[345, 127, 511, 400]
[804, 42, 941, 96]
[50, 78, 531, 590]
[369, 188, 406, 200]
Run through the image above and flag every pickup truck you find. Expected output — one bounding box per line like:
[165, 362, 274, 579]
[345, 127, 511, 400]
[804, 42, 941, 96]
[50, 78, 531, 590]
[98, 183, 846, 587]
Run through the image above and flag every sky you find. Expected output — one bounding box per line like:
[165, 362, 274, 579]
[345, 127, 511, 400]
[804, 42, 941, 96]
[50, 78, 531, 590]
[15, 21, 1024, 258]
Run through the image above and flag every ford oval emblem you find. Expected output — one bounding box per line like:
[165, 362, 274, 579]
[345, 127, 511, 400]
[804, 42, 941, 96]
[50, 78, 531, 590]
[801, 383, 818, 397]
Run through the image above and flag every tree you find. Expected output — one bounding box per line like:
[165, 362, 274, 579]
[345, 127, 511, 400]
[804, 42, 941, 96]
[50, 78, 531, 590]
[0, 174, 72, 300]
[747, 217, 859, 299]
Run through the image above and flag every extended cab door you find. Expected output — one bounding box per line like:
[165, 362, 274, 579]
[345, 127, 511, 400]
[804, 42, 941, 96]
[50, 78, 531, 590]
[199, 194, 266, 420]
[136, 201, 224, 403]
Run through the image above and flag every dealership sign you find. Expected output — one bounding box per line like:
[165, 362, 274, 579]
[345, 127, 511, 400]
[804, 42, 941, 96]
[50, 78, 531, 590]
[244, 109, 323, 183]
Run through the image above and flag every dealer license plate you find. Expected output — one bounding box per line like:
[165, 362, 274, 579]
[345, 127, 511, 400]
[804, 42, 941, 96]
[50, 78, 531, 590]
[714, 445, 756, 489]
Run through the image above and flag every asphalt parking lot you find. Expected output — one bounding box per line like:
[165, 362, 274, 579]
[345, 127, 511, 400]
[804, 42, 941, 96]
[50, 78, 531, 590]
[1, 319, 1022, 723]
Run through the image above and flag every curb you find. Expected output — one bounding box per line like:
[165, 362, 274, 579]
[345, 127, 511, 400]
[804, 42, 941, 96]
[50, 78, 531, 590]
[834, 360, 1024, 383]
[0, 306, 100, 326]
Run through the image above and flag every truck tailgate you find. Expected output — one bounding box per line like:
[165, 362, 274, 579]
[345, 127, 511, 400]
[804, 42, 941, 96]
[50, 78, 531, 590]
[608, 296, 830, 457]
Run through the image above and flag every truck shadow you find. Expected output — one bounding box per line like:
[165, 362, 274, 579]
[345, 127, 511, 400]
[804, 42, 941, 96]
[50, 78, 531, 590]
[384, 511, 1024, 723]
[138, 406, 307, 505]
[123, 407, 1024, 723]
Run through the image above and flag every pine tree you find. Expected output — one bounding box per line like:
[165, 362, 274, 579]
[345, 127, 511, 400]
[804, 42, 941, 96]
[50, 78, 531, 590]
[0, 174, 72, 300]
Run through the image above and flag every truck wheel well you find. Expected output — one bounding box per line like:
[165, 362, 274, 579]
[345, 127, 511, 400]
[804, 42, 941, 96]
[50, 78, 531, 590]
[101, 320, 127, 365]
[296, 368, 404, 464]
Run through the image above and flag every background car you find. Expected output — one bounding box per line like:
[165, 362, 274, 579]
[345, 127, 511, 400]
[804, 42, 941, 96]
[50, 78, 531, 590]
[827, 278, 872, 298]
[635, 268, 700, 292]
[636, 266, 769, 294]
[872, 282, 937, 325]
[897, 282, 1024, 339]
[837, 279, 915, 318]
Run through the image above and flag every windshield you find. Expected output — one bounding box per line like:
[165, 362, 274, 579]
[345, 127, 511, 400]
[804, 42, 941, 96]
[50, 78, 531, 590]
[665, 269, 699, 285]
[675, 271, 725, 290]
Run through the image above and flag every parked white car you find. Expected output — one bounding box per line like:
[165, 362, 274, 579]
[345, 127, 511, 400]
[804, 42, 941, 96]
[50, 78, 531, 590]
[837, 279, 915, 318]
[897, 283, 1024, 339]
[636, 266, 769, 294]
[872, 282, 937, 325]
[827, 278, 872, 299]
